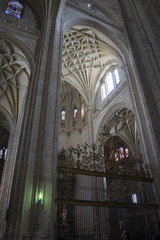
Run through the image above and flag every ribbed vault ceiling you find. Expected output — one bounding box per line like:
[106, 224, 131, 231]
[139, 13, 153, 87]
[62, 26, 121, 106]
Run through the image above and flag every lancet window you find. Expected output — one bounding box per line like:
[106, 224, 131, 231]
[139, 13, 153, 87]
[132, 193, 138, 203]
[61, 110, 66, 120]
[101, 83, 107, 101]
[74, 108, 78, 119]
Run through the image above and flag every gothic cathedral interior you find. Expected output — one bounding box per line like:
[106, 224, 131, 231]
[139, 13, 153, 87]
[0, 1, 160, 240]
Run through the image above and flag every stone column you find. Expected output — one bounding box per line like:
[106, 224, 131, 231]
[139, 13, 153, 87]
[119, 0, 160, 201]
[87, 105, 94, 146]
[3, 0, 66, 239]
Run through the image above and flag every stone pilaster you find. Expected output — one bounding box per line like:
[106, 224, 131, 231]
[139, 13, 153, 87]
[3, 0, 66, 239]
[119, 0, 160, 201]
[87, 105, 94, 146]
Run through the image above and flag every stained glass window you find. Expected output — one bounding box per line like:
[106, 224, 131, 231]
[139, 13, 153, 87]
[5, 1, 24, 18]
[62, 110, 66, 120]
[114, 146, 129, 161]
[74, 109, 78, 118]
[0, 147, 7, 160]
[119, 147, 124, 158]
[125, 148, 129, 157]
[132, 194, 138, 203]
[0, 149, 3, 159]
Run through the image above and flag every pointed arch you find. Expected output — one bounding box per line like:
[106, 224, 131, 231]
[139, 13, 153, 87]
[0, 32, 34, 120]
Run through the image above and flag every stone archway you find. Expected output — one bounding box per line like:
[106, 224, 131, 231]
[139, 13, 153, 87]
[0, 33, 32, 239]
[0, 34, 31, 120]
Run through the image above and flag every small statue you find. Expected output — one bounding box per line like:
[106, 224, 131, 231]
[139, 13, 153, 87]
[61, 205, 68, 224]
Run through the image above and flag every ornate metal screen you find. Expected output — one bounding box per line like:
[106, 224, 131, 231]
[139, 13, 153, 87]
[56, 137, 160, 240]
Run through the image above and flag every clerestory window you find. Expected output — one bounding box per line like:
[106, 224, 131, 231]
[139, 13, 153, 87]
[101, 68, 120, 101]
[62, 110, 66, 120]
[0, 147, 7, 160]
[132, 193, 138, 203]
[74, 108, 78, 118]
[101, 83, 107, 101]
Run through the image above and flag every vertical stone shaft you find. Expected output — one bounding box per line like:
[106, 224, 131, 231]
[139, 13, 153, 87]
[119, 0, 160, 201]
[3, 0, 66, 239]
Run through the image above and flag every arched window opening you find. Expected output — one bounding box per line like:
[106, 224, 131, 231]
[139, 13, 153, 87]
[0, 149, 3, 159]
[62, 110, 66, 120]
[74, 108, 78, 119]
[0, 147, 7, 160]
[5, 1, 24, 18]
[132, 193, 138, 203]
[4, 148, 8, 160]
[106, 72, 114, 94]
[113, 68, 120, 85]
[100, 68, 121, 102]
[101, 83, 106, 101]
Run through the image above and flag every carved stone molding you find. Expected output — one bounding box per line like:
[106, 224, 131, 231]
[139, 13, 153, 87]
[110, 3, 122, 19]
[0, 17, 39, 36]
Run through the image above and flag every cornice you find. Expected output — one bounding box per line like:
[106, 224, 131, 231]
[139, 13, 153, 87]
[0, 17, 40, 37]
